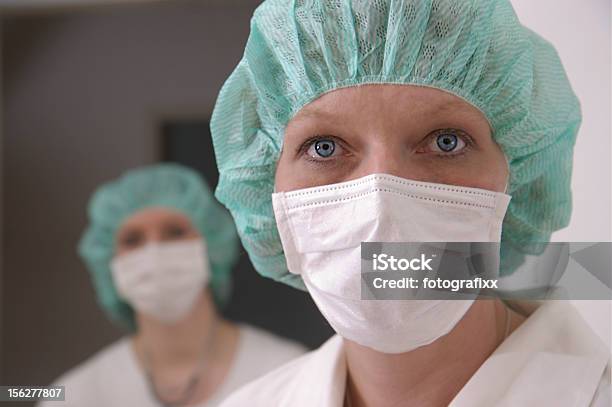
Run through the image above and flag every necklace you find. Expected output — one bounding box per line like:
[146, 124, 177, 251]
[143, 319, 218, 407]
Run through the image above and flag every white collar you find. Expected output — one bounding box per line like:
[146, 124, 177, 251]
[449, 300, 609, 406]
[292, 300, 609, 407]
[285, 334, 346, 406]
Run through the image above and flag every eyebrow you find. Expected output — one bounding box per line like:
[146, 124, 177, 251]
[412, 97, 478, 113]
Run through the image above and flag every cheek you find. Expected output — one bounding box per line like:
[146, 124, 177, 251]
[275, 149, 356, 192]
[115, 246, 127, 257]
[186, 229, 202, 240]
[275, 154, 509, 193]
[274, 153, 313, 192]
[447, 149, 508, 193]
[481, 144, 510, 192]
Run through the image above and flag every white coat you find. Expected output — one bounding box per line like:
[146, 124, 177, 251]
[38, 323, 306, 407]
[221, 300, 610, 407]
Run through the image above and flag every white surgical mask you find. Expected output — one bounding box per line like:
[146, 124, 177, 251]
[111, 238, 210, 324]
[272, 173, 511, 353]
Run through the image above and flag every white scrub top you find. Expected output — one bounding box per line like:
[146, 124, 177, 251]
[221, 301, 611, 407]
[38, 323, 306, 407]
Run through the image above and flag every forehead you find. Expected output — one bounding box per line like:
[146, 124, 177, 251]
[119, 207, 192, 230]
[290, 84, 489, 127]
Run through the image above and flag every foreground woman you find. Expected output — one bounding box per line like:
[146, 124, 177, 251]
[209, 0, 610, 406]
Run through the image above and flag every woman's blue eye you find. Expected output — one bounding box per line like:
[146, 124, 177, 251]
[314, 139, 336, 157]
[436, 133, 458, 152]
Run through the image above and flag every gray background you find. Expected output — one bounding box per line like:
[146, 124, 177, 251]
[2, 0, 333, 391]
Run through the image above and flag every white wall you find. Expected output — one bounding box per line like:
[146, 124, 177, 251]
[511, 0, 612, 242]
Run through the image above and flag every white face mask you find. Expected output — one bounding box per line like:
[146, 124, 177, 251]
[111, 238, 210, 324]
[272, 173, 511, 353]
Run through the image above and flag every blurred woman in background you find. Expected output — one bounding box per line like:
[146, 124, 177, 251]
[39, 163, 305, 407]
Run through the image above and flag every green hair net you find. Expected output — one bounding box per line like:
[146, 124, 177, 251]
[79, 163, 239, 329]
[210, 0, 581, 290]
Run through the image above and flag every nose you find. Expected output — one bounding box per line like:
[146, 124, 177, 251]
[145, 228, 165, 245]
[353, 140, 431, 183]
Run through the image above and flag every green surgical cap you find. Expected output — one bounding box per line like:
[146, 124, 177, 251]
[210, 0, 581, 290]
[79, 163, 239, 329]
